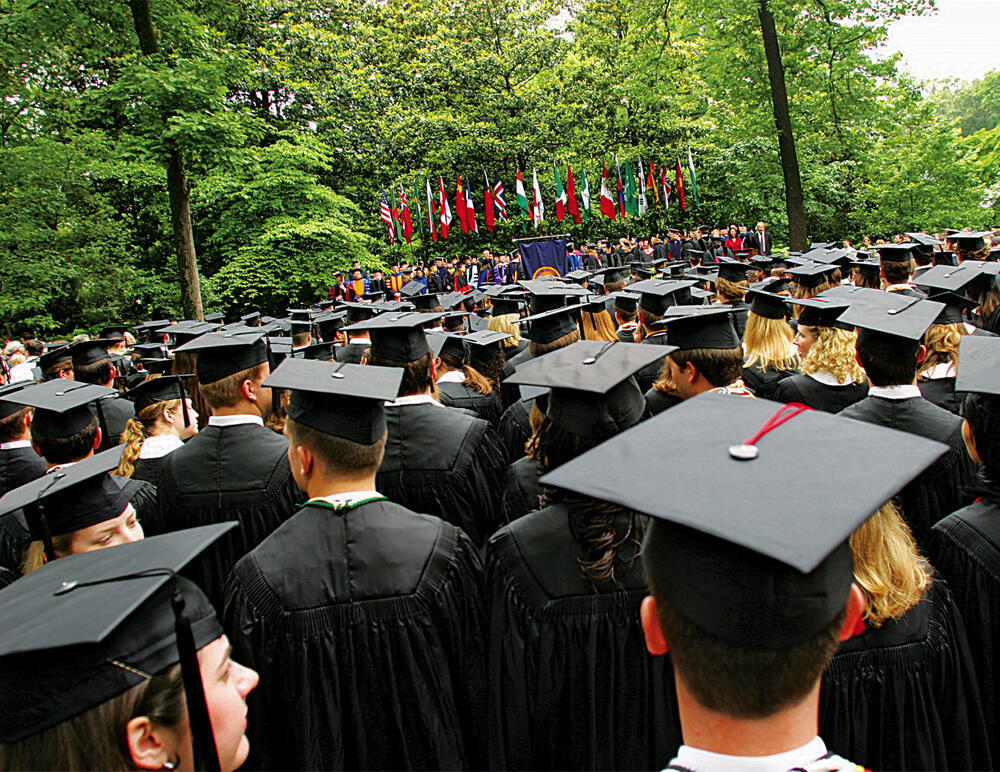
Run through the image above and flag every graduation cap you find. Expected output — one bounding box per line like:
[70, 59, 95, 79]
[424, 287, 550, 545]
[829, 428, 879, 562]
[652, 306, 740, 350]
[628, 279, 700, 316]
[753, 276, 793, 295]
[314, 311, 347, 341]
[290, 319, 313, 336]
[520, 306, 579, 345]
[362, 290, 389, 303]
[927, 291, 977, 326]
[202, 312, 225, 324]
[808, 248, 853, 267]
[955, 336, 1000, 395]
[590, 266, 629, 285]
[263, 358, 401, 443]
[786, 262, 836, 288]
[875, 243, 922, 263]
[913, 262, 984, 294]
[850, 259, 881, 281]
[0, 522, 236, 772]
[949, 231, 992, 251]
[507, 341, 672, 438]
[791, 297, 852, 329]
[610, 291, 640, 314]
[410, 293, 444, 313]
[538, 393, 949, 649]
[520, 281, 589, 314]
[142, 358, 175, 375]
[463, 329, 512, 351]
[163, 320, 220, 346]
[746, 289, 789, 320]
[400, 280, 428, 298]
[440, 292, 468, 312]
[0, 383, 30, 420]
[838, 295, 944, 357]
[172, 329, 270, 384]
[717, 260, 752, 283]
[70, 339, 114, 368]
[38, 345, 73, 374]
[809, 242, 838, 251]
[905, 232, 944, 248]
[562, 270, 593, 284]
[489, 294, 525, 317]
[287, 309, 313, 323]
[133, 320, 171, 338]
[240, 311, 262, 325]
[344, 312, 438, 362]
[119, 374, 193, 427]
[434, 333, 467, 361]
[10, 379, 117, 438]
[98, 326, 127, 342]
[293, 341, 335, 361]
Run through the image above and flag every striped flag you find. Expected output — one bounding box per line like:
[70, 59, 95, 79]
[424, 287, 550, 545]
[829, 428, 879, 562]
[553, 161, 567, 222]
[637, 158, 648, 215]
[650, 161, 660, 209]
[566, 165, 581, 225]
[600, 165, 617, 220]
[412, 177, 424, 235]
[465, 182, 478, 235]
[456, 174, 468, 233]
[483, 170, 496, 232]
[425, 178, 437, 242]
[580, 168, 591, 223]
[615, 155, 626, 219]
[687, 148, 701, 207]
[516, 169, 531, 221]
[493, 175, 507, 221]
[399, 184, 412, 243]
[380, 188, 395, 244]
[438, 176, 452, 238]
[532, 167, 544, 223]
[675, 158, 686, 211]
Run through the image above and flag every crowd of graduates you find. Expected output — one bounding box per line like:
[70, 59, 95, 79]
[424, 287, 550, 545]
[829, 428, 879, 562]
[0, 223, 999, 771]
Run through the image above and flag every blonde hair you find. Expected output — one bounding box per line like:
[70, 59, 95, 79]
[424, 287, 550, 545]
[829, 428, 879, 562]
[918, 323, 964, 378]
[23, 534, 74, 574]
[7, 353, 25, 368]
[743, 314, 799, 371]
[487, 314, 521, 347]
[116, 400, 182, 478]
[580, 309, 618, 342]
[849, 501, 929, 626]
[800, 326, 866, 384]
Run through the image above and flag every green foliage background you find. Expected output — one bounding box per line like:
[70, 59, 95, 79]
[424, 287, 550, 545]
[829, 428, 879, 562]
[0, 0, 995, 334]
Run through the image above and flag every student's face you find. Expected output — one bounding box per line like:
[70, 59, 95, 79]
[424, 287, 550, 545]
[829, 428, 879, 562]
[793, 326, 817, 358]
[666, 356, 696, 400]
[198, 636, 259, 772]
[169, 399, 199, 440]
[66, 505, 143, 555]
[249, 363, 273, 417]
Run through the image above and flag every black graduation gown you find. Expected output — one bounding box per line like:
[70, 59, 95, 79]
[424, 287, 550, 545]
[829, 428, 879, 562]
[0, 565, 15, 589]
[93, 398, 134, 451]
[929, 497, 1000, 762]
[438, 380, 503, 425]
[502, 338, 529, 363]
[0, 446, 45, 497]
[839, 396, 977, 547]
[224, 499, 487, 771]
[377, 402, 506, 545]
[983, 307, 1000, 336]
[729, 300, 749, 339]
[132, 455, 169, 487]
[0, 512, 29, 574]
[770, 373, 868, 413]
[644, 386, 682, 417]
[334, 342, 368, 364]
[498, 395, 534, 461]
[634, 332, 672, 394]
[500, 346, 533, 407]
[918, 376, 961, 415]
[819, 578, 991, 771]
[486, 505, 682, 770]
[741, 364, 796, 400]
[500, 456, 542, 521]
[148, 422, 302, 611]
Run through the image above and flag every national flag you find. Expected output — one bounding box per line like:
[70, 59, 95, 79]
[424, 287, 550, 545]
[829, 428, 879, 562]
[380, 188, 395, 244]
[531, 167, 544, 223]
[465, 182, 478, 235]
[515, 169, 531, 221]
[637, 158, 648, 215]
[660, 165, 672, 207]
[425, 178, 438, 242]
[553, 161, 567, 222]
[483, 170, 496, 232]
[615, 155, 626, 219]
[412, 177, 424, 235]
[456, 174, 468, 233]
[438, 175, 452, 238]
[493, 175, 507, 221]
[687, 148, 701, 207]
[675, 158, 686, 211]
[649, 161, 660, 209]
[399, 184, 412, 243]
[580, 168, 591, 223]
[566, 165, 581, 224]
[599, 165, 617, 220]
[624, 158, 638, 216]
[390, 189, 403, 242]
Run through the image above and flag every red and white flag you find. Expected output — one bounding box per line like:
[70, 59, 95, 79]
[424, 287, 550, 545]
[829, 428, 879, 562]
[438, 176, 452, 239]
[380, 188, 395, 243]
[599, 165, 617, 220]
[425, 178, 437, 242]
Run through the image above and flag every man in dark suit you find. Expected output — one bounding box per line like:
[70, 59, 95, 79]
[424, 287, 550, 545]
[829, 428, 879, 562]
[747, 221, 774, 255]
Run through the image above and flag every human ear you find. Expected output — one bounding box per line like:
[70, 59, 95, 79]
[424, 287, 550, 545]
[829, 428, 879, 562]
[241, 378, 257, 404]
[838, 583, 867, 642]
[916, 344, 927, 365]
[91, 427, 103, 453]
[293, 442, 314, 478]
[640, 595, 669, 656]
[962, 419, 982, 465]
[125, 716, 178, 770]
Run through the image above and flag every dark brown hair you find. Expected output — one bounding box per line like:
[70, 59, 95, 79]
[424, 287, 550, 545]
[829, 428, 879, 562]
[880, 258, 913, 286]
[369, 351, 435, 397]
[198, 363, 266, 410]
[31, 415, 98, 465]
[528, 329, 580, 358]
[74, 359, 113, 387]
[0, 408, 29, 444]
[171, 352, 210, 430]
[667, 347, 743, 389]
[286, 418, 386, 477]
[855, 336, 919, 387]
[438, 353, 493, 395]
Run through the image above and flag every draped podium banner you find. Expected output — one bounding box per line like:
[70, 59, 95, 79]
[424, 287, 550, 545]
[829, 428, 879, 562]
[517, 239, 568, 279]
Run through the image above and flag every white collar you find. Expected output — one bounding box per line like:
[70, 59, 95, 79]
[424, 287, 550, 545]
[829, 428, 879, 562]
[207, 414, 264, 427]
[868, 384, 922, 400]
[884, 283, 914, 292]
[965, 322, 978, 334]
[307, 490, 382, 508]
[436, 370, 466, 384]
[667, 736, 828, 772]
[807, 370, 848, 386]
[46, 461, 78, 474]
[139, 434, 185, 459]
[0, 440, 33, 451]
[387, 393, 444, 408]
[348, 337, 370, 345]
[920, 361, 956, 380]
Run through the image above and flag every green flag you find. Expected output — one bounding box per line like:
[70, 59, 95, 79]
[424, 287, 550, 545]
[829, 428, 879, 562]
[624, 159, 638, 216]
[553, 161, 567, 222]
[687, 148, 701, 207]
[391, 189, 404, 241]
[580, 168, 591, 223]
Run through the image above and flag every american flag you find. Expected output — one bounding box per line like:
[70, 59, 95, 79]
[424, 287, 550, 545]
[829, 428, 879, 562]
[380, 188, 395, 243]
[493, 175, 507, 221]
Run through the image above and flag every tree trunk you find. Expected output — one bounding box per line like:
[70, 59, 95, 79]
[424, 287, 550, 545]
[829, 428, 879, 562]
[129, 0, 204, 319]
[758, 0, 807, 251]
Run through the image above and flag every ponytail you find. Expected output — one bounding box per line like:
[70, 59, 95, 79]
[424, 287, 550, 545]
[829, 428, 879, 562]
[439, 352, 493, 395]
[116, 399, 181, 478]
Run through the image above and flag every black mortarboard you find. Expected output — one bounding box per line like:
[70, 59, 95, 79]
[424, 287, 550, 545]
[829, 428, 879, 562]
[905, 232, 944, 247]
[653, 306, 740, 350]
[786, 262, 836, 288]
[520, 281, 589, 314]
[98, 326, 127, 341]
[119, 375, 193, 427]
[374, 300, 415, 313]
[489, 295, 525, 316]
[563, 269, 593, 284]
[11, 379, 116, 438]
[463, 330, 511, 350]
[754, 276, 793, 295]
[172, 329, 270, 384]
[508, 341, 672, 438]
[610, 291, 640, 314]
[792, 297, 851, 329]
[746, 289, 789, 320]
[339, 301, 380, 323]
[400, 281, 427, 298]
[410, 293, 444, 312]
[875, 243, 921, 263]
[808, 248, 853, 267]
[70, 339, 114, 367]
[295, 341, 335, 361]
[955, 336, 1000, 395]
[287, 309, 313, 322]
[440, 292, 468, 312]
[131, 342, 167, 358]
[344, 312, 437, 362]
[950, 231, 992, 251]
[263, 358, 401, 443]
[133, 319, 171, 337]
[315, 311, 347, 341]
[591, 266, 627, 284]
[241, 311, 262, 325]
[839, 295, 944, 357]
[0, 522, 235, 772]
[913, 262, 984, 294]
[38, 345, 73, 374]
[143, 358, 175, 375]
[717, 260, 752, 283]
[520, 306, 579, 345]
[290, 319, 313, 335]
[203, 312, 225, 324]
[0, 383, 30, 420]
[850, 259, 881, 280]
[435, 333, 467, 361]
[629, 279, 700, 316]
[539, 394, 948, 649]
[163, 320, 220, 346]
[363, 291, 389, 302]
[927, 291, 977, 326]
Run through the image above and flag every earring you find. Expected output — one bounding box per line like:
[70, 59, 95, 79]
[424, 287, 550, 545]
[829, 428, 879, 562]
[161, 759, 178, 770]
